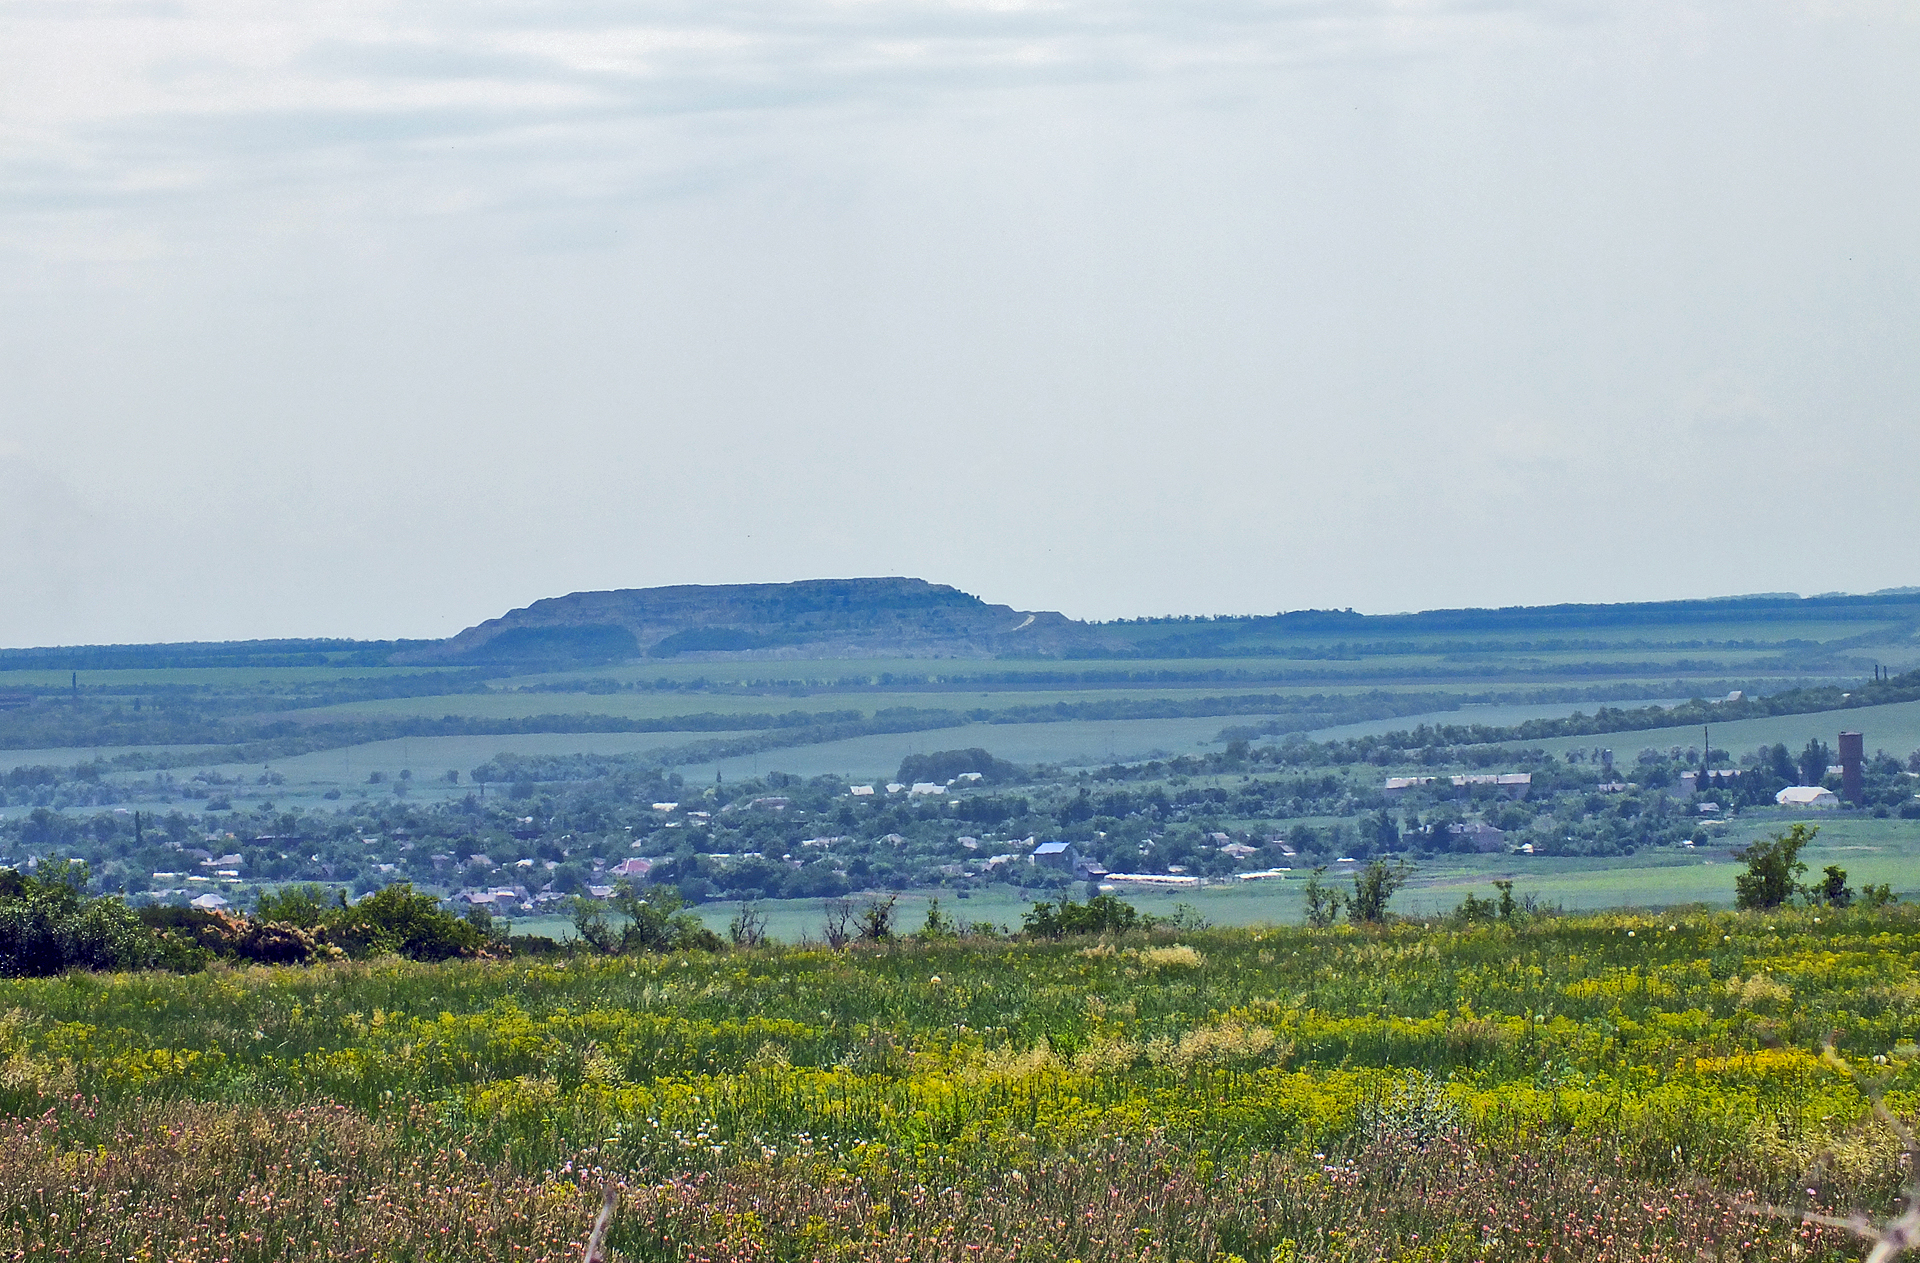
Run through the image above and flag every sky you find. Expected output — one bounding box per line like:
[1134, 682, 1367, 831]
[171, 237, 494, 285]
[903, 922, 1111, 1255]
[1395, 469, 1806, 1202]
[2, 0, 1916, 647]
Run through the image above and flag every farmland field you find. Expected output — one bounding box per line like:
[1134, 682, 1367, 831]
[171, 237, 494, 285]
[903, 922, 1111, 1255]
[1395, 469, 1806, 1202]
[274, 684, 1346, 724]
[5, 906, 1918, 1261]
[1521, 697, 1920, 765]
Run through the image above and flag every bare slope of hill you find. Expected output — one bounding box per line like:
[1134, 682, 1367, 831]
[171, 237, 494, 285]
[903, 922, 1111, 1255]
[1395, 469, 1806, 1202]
[398, 578, 1103, 665]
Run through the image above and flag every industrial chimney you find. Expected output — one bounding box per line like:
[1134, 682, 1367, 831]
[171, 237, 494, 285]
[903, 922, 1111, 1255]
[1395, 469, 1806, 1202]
[1839, 731, 1865, 805]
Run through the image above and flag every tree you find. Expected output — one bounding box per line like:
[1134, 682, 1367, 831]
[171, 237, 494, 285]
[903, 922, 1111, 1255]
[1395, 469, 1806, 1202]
[569, 895, 619, 952]
[609, 881, 723, 953]
[1798, 740, 1833, 787]
[1302, 867, 1344, 928]
[1733, 824, 1814, 910]
[0, 861, 164, 977]
[917, 898, 957, 940]
[855, 895, 897, 943]
[1348, 859, 1411, 924]
[728, 901, 769, 948]
[1818, 865, 1854, 908]
[1022, 894, 1141, 938]
[1494, 879, 1517, 921]
[254, 883, 333, 928]
[821, 898, 856, 948]
[1367, 810, 1400, 853]
[325, 884, 487, 960]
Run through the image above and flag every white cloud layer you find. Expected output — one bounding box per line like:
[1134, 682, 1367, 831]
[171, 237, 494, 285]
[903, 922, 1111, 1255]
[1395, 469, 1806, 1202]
[1, 0, 1916, 643]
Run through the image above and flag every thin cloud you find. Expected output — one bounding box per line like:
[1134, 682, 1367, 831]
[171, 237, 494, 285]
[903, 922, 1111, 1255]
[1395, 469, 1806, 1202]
[1, 0, 1571, 227]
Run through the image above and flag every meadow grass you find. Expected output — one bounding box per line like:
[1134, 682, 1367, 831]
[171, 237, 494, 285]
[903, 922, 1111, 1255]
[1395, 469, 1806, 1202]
[5, 907, 1920, 1259]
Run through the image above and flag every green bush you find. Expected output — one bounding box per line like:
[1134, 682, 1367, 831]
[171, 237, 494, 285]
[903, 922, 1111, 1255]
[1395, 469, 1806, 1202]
[571, 882, 723, 955]
[321, 884, 488, 961]
[0, 862, 165, 977]
[138, 905, 335, 966]
[1022, 893, 1141, 938]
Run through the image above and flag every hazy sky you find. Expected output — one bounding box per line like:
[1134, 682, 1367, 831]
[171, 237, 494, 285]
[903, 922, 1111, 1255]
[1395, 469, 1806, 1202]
[2, 0, 1916, 646]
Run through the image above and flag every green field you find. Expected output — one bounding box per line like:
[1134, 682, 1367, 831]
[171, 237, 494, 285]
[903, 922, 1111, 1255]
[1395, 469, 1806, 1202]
[5, 904, 1919, 1260]
[1522, 697, 1920, 763]
[276, 683, 1336, 725]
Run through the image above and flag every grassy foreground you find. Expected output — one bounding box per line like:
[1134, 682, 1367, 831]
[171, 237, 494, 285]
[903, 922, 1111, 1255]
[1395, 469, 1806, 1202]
[7, 909, 1920, 1261]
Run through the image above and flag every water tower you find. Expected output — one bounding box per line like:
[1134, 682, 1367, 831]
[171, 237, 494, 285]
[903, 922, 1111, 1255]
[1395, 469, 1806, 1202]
[1839, 731, 1864, 805]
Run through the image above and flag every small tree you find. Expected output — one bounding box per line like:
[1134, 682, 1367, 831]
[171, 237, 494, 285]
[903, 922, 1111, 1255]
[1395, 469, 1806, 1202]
[1302, 867, 1344, 928]
[569, 895, 619, 953]
[918, 898, 957, 940]
[1733, 823, 1814, 910]
[1021, 894, 1141, 939]
[610, 881, 722, 953]
[821, 898, 856, 948]
[855, 895, 897, 943]
[1819, 864, 1854, 908]
[1348, 859, 1411, 924]
[326, 884, 487, 961]
[255, 883, 333, 928]
[728, 900, 769, 948]
[1494, 879, 1516, 921]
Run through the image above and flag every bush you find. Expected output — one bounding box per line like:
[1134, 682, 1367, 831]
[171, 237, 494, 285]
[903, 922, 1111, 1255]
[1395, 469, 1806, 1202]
[1022, 894, 1141, 938]
[0, 862, 165, 977]
[573, 882, 723, 955]
[1302, 867, 1344, 927]
[254, 884, 336, 928]
[1349, 859, 1411, 924]
[322, 884, 488, 961]
[138, 906, 338, 966]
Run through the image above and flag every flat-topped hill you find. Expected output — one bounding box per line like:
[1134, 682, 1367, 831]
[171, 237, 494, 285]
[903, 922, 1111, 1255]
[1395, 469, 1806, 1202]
[396, 577, 1100, 664]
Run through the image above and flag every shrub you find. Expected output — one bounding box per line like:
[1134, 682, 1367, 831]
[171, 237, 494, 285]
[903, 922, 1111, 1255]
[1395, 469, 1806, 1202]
[322, 883, 488, 961]
[254, 883, 336, 928]
[1302, 867, 1344, 927]
[138, 906, 337, 966]
[574, 882, 723, 955]
[0, 862, 165, 977]
[1022, 894, 1141, 938]
[1348, 859, 1411, 924]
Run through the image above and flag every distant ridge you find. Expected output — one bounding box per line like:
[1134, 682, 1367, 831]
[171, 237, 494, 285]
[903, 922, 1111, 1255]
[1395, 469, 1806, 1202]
[3, 583, 1916, 668]
[395, 577, 1100, 665]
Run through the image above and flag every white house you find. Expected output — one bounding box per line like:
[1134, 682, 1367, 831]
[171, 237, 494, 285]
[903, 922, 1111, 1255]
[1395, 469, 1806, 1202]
[189, 893, 229, 910]
[1776, 785, 1839, 808]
